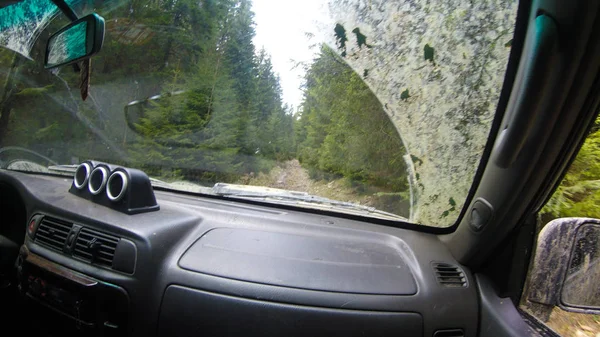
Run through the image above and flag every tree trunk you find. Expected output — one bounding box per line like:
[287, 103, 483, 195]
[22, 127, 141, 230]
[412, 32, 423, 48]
[0, 53, 22, 147]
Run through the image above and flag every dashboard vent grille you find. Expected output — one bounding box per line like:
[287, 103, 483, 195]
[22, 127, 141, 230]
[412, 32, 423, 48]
[433, 263, 467, 287]
[73, 227, 120, 268]
[34, 216, 73, 252]
[433, 329, 465, 337]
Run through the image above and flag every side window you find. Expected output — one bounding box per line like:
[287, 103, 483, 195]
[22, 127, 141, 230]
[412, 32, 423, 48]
[520, 116, 600, 337]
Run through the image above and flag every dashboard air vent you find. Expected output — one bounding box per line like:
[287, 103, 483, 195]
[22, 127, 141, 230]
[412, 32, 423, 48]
[34, 216, 73, 252]
[433, 329, 465, 337]
[433, 263, 467, 287]
[73, 227, 120, 268]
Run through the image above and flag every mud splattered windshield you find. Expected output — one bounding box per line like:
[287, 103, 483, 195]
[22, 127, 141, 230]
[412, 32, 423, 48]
[0, 0, 518, 227]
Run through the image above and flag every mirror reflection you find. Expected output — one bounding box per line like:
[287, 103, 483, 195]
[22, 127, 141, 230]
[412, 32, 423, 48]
[46, 20, 88, 67]
[562, 223, 600, 308]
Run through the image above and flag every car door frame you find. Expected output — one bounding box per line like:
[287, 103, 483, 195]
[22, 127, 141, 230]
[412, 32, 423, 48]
[439, 0, 600, 334]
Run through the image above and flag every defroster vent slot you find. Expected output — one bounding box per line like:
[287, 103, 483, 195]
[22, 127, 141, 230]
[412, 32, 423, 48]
[432, 262, 467, 288]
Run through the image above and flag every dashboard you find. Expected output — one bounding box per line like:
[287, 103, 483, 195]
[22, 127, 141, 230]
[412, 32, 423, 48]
[0, 166, 479, 337]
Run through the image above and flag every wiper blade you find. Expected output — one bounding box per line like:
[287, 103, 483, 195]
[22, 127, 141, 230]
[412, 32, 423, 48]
[47, 164, 78, 174]
[211, 183, 408, 221]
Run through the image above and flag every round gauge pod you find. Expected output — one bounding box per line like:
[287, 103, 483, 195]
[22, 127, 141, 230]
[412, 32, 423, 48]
[107, 171, 128, 202]
[69, 161, 159, 214]
[88, 166, 108, 195]
[73, 162, 92, 189]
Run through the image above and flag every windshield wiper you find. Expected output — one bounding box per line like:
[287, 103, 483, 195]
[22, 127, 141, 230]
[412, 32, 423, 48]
[211, 183, 408, 221]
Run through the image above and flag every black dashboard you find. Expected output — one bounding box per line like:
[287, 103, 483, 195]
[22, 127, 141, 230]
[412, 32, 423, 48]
[0, 167, 479, 337]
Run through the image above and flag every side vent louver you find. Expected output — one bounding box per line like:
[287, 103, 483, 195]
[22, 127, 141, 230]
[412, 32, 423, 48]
[433, 329, 465, 337]
[34, 216, 73, 251]
[73, 227, 120, 267]
[433, 263, 467, 288]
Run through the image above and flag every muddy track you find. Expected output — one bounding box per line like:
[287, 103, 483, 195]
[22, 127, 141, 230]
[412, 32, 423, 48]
[242, 159, 410, 217]
[273, 159, 314, 192]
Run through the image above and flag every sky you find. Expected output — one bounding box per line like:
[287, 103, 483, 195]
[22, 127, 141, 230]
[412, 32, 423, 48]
[252, 0, 330, 111]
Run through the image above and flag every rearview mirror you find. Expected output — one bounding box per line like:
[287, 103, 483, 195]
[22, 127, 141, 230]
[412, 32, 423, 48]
[45, 13, 105, 69]
[524, 218, 600, 321]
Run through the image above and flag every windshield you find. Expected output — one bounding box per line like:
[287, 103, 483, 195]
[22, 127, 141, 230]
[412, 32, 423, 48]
[0, 0, 518, 227]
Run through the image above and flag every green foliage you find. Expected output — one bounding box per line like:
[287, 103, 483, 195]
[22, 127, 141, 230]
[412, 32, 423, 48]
[0, 0, 297, 180]
[543, 116, 600, 218]
[296, 45, 408, 194]
[1, 0, 403, 205]
[334, 23, 348, 57]
[351, 28, 371, 49]
[424, 44, 435, 64]
[410, 154, 422, 166]
[401, 89, 410, 101]
[125, 0, 295, 183]
[439, 197, 457, 219]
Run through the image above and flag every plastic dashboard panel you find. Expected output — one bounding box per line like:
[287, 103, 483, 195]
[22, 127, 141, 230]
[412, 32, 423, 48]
[0, 169, 479, 337]
[159, 285, 423, 337]
[179, 227, 418, 294]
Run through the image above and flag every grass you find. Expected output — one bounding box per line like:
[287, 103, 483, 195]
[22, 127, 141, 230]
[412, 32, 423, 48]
[546, 307, 600, 337]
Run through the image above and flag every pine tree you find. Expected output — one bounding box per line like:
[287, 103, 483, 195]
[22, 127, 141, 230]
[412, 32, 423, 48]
[543, 116, 600, 219]
[297, 45, 408, 192]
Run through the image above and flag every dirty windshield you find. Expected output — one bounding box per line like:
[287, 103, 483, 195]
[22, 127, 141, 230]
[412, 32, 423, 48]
[0, 0, 518, 227]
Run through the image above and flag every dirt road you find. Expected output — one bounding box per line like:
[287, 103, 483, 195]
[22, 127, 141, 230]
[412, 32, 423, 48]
[241, 159, 409, 216]
[272, 159, 314, 192]
[243, 159, 356, 202]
